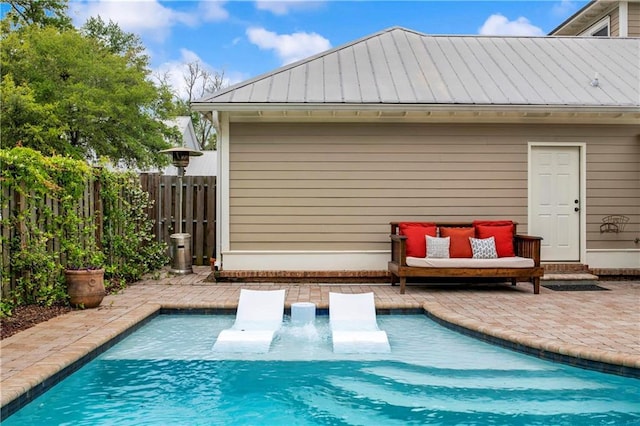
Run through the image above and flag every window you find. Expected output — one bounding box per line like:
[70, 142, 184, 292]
[591, 25, 609, 37]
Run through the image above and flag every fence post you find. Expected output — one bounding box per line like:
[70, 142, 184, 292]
[93, 169, 103, 249]
[0, 186, 14, 298]
[206, 177, 216, 263]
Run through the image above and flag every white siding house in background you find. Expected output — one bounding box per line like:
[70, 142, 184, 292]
[162, 151, 217, 176]
[192, 27, 639, 276]
[161, 116, 217, 176]
[163, 116, 200, 151]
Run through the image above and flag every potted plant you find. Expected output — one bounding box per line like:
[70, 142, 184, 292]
[64, 245, 105, 309]
[61, 205, 106, 309]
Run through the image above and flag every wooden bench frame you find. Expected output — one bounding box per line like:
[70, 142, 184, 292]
[388, 222, 543, 295]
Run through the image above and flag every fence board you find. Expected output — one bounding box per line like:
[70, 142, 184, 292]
[206, 178, 216, 260]
[94, 178, 103, 248]
[2, 173, 216, 298]
[1, 186, 12, 298]
[194, 176, 205, 264]
[140, 173, 216, 266]
[184, 177, 194, 237]
[162, 176, 173, 241]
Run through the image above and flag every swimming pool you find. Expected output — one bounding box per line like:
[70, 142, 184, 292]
[5, 315, 640, 425]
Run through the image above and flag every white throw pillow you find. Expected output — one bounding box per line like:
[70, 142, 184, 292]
[426, 235, 450, 258]
[470, 236, 498, 259]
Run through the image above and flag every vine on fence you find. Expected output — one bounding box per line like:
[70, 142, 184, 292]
[100, 168, 168, 287]
[0, 147, 168, 317]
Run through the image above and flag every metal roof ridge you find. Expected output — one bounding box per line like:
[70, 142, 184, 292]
[195, 27, 426, 103]
[195, 30, 637, 104]
[191, 28, 639, 108]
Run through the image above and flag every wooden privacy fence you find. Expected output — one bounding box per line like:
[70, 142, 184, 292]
[140, 173, 216, 266]
[2, 174, 215, 297]
[1, 181, 101, 298]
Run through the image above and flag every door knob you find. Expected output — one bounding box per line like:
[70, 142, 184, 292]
[574, 199, 579, 204]
[574, 207, 580, 212]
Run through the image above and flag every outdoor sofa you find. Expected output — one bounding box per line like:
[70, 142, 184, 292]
[388, 221, 543, 294]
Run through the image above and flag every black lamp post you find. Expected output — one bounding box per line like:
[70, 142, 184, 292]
[159, 147, 203, 274]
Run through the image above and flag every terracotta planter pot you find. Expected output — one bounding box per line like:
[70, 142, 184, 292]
[65, 268, 105, 308]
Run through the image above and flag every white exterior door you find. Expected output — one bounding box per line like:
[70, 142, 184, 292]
[530, 146, 581, 261]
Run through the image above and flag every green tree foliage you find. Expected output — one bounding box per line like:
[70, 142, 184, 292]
[81, 16, 148, 71]
[0, 20, 174, 167]
[3, 0, 72, 30]
[0, 75, 64, 149]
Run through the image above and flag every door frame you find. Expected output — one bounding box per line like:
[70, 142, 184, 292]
[528, 142, 587, 264]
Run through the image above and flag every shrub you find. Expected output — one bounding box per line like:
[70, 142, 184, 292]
[0, 148, 168, 317]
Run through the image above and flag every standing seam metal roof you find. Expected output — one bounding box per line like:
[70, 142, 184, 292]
[196, 27, 640, 107]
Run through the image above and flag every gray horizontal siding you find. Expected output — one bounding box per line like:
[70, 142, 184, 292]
[611, 7, 620, 36]
[228, 122, 639, 252]
[586, 136, 640, 249]
[631, 2, 640, 36]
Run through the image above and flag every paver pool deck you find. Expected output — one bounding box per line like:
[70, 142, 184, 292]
[2, 266, 639, 413]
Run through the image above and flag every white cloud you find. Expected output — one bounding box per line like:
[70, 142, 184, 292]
[552, 0, 579, 18]
[198, 1, 230, 21]
[153, 49, 244, 100]
[255, 0, 324, 16]
[70, 0, 228, 41]
[153, 49, 201, 99]
[246, 27, 331, 65]
[478, 14, 545, 36]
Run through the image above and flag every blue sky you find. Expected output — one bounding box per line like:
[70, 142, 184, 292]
[66, 1, 589, 97]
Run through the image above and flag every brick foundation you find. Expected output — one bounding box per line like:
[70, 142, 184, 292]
[543, 263, 591, 273]
[207, 270, 390, 283]
[589, 268, 640, 279]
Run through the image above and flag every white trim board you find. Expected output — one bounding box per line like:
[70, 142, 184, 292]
[221, 251, 389, 271]
[219, 112, 230, 256]
[220, 250, 640, 271]
[620, 1, 629, 37]
[586, 249, 640, 269]
[580, 15, 611, 36]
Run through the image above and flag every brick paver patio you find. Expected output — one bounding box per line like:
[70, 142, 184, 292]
[2, 266, 639, 414]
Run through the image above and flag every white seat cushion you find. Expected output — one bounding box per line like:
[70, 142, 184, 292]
[406, 256, 535, 268]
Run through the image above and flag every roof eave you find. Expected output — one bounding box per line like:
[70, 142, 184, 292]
[191, 103, 640, 125]
[192, 102, 639, 114]
[549, 0, 616, 35]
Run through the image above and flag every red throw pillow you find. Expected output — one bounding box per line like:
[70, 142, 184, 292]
[440, 227, 474, 258]
[399, 222, 437, 258]
[473, 220, 515, 257]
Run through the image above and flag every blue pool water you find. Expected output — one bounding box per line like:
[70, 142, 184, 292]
[5, 315, 640, 425]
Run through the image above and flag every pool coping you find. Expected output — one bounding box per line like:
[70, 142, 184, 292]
[1, 303, 162, 420]
[422, 303, 640, 379]
[2, 299, 639, 419]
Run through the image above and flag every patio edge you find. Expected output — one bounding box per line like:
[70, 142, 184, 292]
[422, 301, 640, 379]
